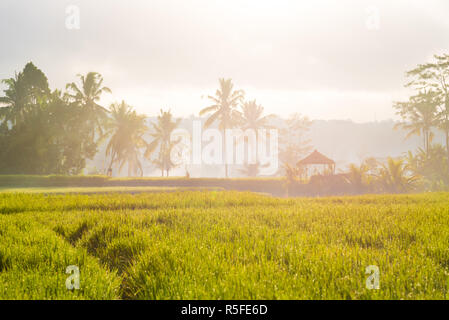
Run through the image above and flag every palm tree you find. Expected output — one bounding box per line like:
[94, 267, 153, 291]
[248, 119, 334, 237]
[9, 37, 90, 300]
[377, 157, 419, 193]
[437, 107, 449, 169]
[346, 163, 371, 193]
[406, 54, 449, 171]
[151, 143, 178, 177]
[145, 109, 181, 177]
[238, 100, 274, 130]
[0, 73, 29, 126]
[237, 100, 275, 176]
[65, 72, 112, 141]
[394, 90, 440, 155]
[405, 145, 449, 190]
[200, 78, 244, 177]
[105, 101, 148, 177]
[404, 150, 419, 174]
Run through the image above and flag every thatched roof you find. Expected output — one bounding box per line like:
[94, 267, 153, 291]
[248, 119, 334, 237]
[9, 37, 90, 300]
[297, 150, 335, 166]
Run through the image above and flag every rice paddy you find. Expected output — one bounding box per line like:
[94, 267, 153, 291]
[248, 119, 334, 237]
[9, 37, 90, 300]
[1, 191, 449, 300]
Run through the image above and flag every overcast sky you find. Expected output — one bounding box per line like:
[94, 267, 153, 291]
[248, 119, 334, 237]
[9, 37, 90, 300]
[1, 0, 449, 122]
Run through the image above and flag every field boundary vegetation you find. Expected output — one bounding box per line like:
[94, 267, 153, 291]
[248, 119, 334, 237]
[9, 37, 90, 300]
[1, 173, 444, 197]
[0, 175, 286, 196]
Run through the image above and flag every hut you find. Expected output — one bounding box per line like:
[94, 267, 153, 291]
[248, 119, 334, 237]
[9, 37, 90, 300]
[297, 150, 335, 178]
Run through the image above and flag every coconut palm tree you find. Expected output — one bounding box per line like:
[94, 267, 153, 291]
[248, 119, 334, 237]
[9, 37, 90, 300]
[151, 143, 178, 177]
[237, 100, 275, 176]
[404, 145, 449, 190]
[238, 100, 274, 130]
[377, 157, 420, 193]
[65, 72, 111, 141]
[394, 90, 440, 155]
[406, 54, 449, 171]
[0, 74, 27, 127]
[105, 101, 148, 177]
[346, 163, 371, 193]
[404, 151, 419, 174]
[145, 109, 181, 177]
[199, 78, 244, 177]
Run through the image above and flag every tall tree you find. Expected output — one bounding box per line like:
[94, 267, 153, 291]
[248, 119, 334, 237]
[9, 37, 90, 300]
[279, 113, 312, 170]
[200, 78, 244, 177]
[394, 90, 439, 155]
[406, 54, 449, 168]
[51, 91, 98, 174]
[0, 62, 49, 126]
[105, 101, 148, 177]
[0, 88, 96, 175]
[237, 100, 274, 176]
[21, 62, 50, 101]
[1, 97, 58, 174]
[238, 100, 274, 130]
[65, 72, 111, 142]
[0, 64, 108, 175]
[145, 109, 181, 177]
[0, 73, 27, 127]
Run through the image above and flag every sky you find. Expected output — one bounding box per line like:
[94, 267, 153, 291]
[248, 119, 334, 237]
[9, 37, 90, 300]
[1, 0, 449, 122]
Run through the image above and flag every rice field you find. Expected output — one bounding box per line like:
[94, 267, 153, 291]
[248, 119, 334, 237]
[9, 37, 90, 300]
[1, 190, 449, 300]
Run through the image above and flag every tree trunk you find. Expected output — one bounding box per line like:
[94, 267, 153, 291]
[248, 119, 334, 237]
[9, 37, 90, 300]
[128, 162, 132, 177]
[223, 127, 228, 178]
[108, 153, 117, 175]
[423, 130, 427, 155]
[445, 99, 449, 173]
[446, 129, 449, 172]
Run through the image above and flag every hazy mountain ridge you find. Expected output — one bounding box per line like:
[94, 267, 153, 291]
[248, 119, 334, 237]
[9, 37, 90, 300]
[308, 119, 435, 170]
[90, 118, 434, 177]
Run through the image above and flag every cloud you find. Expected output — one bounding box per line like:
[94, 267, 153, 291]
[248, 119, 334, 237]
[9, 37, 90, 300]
[0, 0, 448, 121]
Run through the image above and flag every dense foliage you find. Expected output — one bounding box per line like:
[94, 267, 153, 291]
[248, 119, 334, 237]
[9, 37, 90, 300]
[0, 64, 100, 174]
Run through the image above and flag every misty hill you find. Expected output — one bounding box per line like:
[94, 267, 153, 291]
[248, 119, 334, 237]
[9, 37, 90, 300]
[89, 118, 439, 177]
[308, 119, 438, 171]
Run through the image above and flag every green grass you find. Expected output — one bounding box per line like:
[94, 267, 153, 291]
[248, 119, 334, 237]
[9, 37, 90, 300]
[0, 174, 283, 187]
[0, 175, 286, 196]
[0, 186, 223, 194]
[1, 191, 449, 299]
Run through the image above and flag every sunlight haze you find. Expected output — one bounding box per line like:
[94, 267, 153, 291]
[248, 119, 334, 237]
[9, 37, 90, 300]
[1, 0, 449, 121]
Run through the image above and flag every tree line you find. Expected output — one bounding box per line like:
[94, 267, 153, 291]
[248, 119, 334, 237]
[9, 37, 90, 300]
[3, 54, 446, 192]
[339, 54, 449, 193]
[0, 63, 310, 177]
